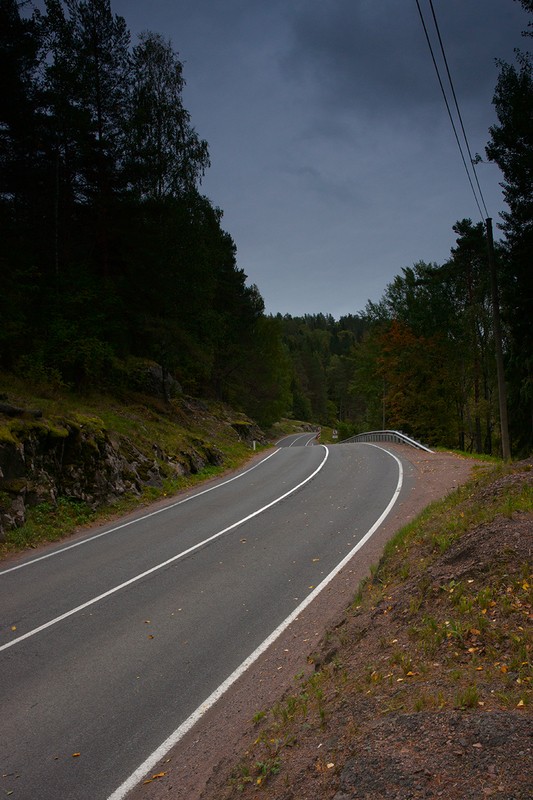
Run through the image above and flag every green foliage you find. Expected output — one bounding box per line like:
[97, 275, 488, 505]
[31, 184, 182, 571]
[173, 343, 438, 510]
[486, 33, 533, 455]
[6, 498, 96, 550]
[279, 313, 366, 426]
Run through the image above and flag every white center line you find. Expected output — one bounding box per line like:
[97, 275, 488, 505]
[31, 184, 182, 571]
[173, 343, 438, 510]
[0, 446, 329, 653]
[0, 448, 282, 577]
[106, 443, 403, 800]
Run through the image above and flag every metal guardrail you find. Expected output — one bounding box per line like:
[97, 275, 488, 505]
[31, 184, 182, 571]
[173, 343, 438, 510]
[342, 430, 434, 453]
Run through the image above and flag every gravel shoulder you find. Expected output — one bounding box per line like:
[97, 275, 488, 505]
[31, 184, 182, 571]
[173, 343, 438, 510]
[128, 446, 502, 800]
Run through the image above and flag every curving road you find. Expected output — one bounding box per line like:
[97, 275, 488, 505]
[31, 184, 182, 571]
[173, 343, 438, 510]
[1, 440, 413, 800]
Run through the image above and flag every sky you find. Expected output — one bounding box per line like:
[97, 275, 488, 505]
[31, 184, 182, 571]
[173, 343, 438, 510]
[110, 0, 530, 318]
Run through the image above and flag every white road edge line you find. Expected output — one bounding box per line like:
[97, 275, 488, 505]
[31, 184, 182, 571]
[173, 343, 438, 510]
[0, 447, 329, 654]
[106, 443, 403, 800]
[0, 448, 283, 577]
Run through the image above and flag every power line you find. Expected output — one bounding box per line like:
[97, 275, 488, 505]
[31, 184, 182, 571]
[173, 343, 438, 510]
[414, 0, 486, 221]
[427, 0, 490, 218]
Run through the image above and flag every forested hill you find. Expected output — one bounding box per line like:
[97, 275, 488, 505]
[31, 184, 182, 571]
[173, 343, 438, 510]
[0, 0, 291, 427]
[1, 1, 531, 456]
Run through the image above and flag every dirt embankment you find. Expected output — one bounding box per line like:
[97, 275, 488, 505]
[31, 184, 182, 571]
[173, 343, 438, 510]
[131, 449, 532, 800]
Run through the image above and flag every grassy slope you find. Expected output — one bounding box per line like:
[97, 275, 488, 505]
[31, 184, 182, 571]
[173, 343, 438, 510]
[218, 459, 533, 797]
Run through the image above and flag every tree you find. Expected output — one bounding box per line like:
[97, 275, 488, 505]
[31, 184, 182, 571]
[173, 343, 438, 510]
[238, 316, 292, 427]
[486, 4, 533, 453]
[127, 32, 209, 200]
[375, 320, 456, 445]
[0, 0, 44, 368]
[445, 220, 496, 453]
[352, 247, 499, 452]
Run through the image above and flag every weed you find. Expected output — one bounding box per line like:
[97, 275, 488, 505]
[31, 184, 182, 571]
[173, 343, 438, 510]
[409, 593, 424, 615]
[456, 595, 474, 615]
[255, 757, 281, 783]
[413, 692, 438, 712]
[476, 586, 494, 611]
[389, 650, 414, 675]
[446, 619, 468, 646]
[432, 531, 458, 554]
[456, 684, 480, 709]
[414, 615, 445, 657]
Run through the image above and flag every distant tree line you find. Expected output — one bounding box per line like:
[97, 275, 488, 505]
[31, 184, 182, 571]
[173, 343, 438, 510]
[279, 205, 530, 456]
[281, 220, 501, 448]
[1, 0, 531, 454]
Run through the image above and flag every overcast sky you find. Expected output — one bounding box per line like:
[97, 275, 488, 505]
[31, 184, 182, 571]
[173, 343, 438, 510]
[111, 0, 529, 318]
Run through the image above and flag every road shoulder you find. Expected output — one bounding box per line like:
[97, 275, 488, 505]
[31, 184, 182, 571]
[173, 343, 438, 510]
[126, 446, 480, 800]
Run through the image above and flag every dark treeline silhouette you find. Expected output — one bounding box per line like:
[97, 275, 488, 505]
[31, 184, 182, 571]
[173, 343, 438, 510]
[0, 0, 290, 425]
[1, 1, 531, 454]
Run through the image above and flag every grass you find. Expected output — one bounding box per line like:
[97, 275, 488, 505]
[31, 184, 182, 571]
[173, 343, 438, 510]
[5, 498, 96, 550]
[0, 372, 267, 556]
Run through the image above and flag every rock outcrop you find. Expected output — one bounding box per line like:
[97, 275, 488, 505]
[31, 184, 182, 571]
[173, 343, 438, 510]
[0, 413, 224, 541]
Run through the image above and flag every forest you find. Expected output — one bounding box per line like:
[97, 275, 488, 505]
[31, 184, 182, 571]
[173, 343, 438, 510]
[1, 0, 531, 456]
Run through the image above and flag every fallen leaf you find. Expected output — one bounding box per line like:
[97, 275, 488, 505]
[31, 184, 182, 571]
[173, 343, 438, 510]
[151, 772, 166, 779]
[517, 699, 525, 708]
[148, 634, 154, 639]
[72, 753, 81, 758]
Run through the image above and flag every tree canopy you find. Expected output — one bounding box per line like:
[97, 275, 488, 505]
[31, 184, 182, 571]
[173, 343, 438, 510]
[0, 0, 291, 426]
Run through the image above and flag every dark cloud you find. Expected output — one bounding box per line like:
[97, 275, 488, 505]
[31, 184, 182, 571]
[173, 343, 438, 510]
[284, 0, 529, 120]
[95, 1, 532, 315]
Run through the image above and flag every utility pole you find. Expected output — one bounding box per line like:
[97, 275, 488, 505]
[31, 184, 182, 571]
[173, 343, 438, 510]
[485, 218, 511, 461]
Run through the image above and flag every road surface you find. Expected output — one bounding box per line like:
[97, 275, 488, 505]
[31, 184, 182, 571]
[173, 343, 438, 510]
[1, 439, 412, 799]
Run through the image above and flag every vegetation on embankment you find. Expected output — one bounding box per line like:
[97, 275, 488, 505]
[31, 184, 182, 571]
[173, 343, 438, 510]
[0, 372, 271, 555]
[217, 459, 533, 799]
[0, 363, 337, 556]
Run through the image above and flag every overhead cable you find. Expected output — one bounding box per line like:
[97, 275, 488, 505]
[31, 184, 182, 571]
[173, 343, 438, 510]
[427, 0, 490, 218]
[414, 0, 486, 221]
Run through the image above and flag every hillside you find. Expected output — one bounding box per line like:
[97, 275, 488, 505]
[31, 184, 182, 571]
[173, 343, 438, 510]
[197, 458, 533, 800]
[0, 373, 271, 552]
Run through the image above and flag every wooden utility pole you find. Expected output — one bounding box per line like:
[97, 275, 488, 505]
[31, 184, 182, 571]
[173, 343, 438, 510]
[485, 218, 511, 461]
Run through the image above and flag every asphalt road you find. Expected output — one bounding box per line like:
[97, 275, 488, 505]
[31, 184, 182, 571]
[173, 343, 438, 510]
[1, 439, 411, 800]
